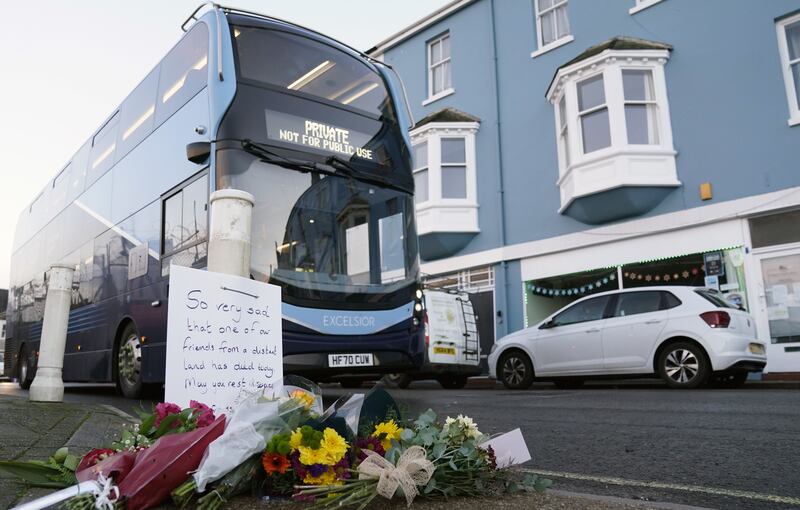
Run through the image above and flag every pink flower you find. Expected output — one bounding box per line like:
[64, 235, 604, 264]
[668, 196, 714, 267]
[189, 400, 215, 427]
[154, 402, 181, 427]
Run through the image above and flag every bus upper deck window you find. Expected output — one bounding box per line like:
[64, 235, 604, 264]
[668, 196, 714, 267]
[232, 26, 389, 116]
[156, 23, 209, 125]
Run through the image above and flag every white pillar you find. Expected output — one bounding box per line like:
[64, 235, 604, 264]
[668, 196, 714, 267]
[29, 263, 75, 402]
[207, 189, 254, 278]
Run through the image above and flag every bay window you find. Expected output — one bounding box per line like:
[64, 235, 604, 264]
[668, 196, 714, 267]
[546, 39, 680, 222]
[409, 119, 479, 238]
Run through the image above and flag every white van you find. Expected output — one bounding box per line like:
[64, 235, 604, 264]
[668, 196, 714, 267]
[384, 289, 482, 389]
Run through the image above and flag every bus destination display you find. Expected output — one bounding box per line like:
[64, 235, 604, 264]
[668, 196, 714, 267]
[265, 109, 375, 161]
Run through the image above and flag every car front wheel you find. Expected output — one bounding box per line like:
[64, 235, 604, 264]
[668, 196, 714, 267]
[498, 350, 534, 390]
[657, 342, 709, 389]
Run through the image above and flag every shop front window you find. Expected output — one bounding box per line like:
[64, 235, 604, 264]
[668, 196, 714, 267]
[523, 247, 748, 328]
[760, 254, 800, 344]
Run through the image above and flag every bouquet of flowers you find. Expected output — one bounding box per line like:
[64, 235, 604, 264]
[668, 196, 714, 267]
[6, 378, 549, 510]
[296, 409, 550, 508]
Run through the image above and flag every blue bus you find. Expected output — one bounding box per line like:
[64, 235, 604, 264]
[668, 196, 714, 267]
[4, 5, 424, 397]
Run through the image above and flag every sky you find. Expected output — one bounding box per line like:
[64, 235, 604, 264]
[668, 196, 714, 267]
[0, 0, 451, 289]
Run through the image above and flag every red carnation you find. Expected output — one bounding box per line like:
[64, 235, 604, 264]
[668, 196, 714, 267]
[189, 400, 215, 427]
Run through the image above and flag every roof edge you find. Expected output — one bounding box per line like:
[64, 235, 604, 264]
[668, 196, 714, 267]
[367, 0, 478, 55]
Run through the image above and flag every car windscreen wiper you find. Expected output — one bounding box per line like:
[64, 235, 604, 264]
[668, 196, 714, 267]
[324, 154, 412, 195]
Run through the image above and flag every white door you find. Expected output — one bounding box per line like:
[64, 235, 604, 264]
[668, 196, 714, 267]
[755, 251, 800, 372]
[601, 291, 669, 370]
[533, 295, 611, 374]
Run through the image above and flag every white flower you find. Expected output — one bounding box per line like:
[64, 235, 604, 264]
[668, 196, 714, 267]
[443, 414, 483, 440]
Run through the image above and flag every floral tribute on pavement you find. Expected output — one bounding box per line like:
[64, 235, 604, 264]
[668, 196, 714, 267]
[0, 376, 550, 510]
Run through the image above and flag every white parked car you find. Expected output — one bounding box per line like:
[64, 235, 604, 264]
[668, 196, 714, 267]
[488, 287, 766, 389]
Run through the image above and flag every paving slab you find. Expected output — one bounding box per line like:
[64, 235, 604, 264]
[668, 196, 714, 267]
[0, 395, 133, 509]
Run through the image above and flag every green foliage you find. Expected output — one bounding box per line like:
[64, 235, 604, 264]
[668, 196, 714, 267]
[297, 425, 323, 449]
[0, 447, 79, 489]
[265, 432, 293, 455]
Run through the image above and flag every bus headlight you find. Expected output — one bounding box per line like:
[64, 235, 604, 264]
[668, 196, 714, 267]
[415, 289, 423, 300]
[414, 302, 423, 313]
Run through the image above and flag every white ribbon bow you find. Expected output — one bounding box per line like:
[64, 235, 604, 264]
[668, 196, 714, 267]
[358, 446, 435, 506]
[91, 473, 120, 510]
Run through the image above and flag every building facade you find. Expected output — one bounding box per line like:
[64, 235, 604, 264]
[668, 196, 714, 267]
[369, 0, 800, 375]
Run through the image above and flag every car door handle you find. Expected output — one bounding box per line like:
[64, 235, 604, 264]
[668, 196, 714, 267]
[645, 319, 661, 324]
[585, 328, 601, 333]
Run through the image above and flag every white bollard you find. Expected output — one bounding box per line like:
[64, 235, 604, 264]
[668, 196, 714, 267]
[29, 263, 75, 402]
[207, 189, 254, 278]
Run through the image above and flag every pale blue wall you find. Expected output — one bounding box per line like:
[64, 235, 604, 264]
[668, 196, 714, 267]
[382, 0, 800, 245]
[380, 0, 800, 335]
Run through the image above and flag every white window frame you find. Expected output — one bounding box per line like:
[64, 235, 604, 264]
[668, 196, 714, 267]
[532, 0, 574, 58]
[413, 141, 430, 204]
[426, 33, 455, 105]
[629, 0, 665, 15]
[410, 122, 480, 235]
[546, 49, 680, 213]
[776, 13, 800, 126]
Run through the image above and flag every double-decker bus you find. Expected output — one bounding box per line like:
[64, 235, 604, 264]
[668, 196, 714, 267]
[3, 5, 424, 397]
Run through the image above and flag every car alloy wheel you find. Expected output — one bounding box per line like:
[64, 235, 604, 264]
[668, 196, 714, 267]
[664, 348, 699, 384]
[658, 341, 709, 389]
[498, 350, 534, 390]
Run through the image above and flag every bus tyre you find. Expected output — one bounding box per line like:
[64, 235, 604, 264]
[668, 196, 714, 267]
[18, 346, 33, 390]
[437, 375, 468, 389]
[116, 323, 144, 398]
[382, 373, 412, 389]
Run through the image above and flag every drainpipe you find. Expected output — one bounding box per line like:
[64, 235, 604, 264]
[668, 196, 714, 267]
[490, 0, 510, 338]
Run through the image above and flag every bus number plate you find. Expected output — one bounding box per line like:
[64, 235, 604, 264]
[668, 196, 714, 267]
[433, 347, 456, 355]
[328, 353, 374, 368]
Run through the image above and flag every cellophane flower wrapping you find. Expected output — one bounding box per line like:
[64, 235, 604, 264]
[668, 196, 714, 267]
[192, 376, 322, 492]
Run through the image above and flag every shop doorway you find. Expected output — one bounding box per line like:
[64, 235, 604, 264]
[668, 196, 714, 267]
[754, 248, 800, 373]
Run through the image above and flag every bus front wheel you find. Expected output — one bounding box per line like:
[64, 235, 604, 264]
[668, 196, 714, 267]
[116, 323, 143, 398]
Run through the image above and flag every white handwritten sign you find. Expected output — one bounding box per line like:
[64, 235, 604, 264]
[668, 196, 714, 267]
[165, 265, 283, 415]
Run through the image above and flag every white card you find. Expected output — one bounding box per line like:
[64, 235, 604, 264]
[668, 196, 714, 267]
[480, 428, 532, 468]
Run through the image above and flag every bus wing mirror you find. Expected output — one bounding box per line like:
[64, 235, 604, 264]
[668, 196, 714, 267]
[187, 141, 211, 164]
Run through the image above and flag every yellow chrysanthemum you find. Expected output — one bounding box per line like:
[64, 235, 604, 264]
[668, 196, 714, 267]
[303, 468, 342, 486]
[289, 429, 303, 451]
[290, 389, 316, 410]
[297, 445, 327, 466]
[320, 428, 348, 464]
[372, 420, 402, 451]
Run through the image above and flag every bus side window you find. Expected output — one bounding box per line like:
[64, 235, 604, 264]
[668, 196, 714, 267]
[156, 22, 209, 125]
[161, 174, 208, 276]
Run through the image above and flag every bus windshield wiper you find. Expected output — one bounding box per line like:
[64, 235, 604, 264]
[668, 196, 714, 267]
[324, 155, 412, 195]
[241, 139, 321, 174]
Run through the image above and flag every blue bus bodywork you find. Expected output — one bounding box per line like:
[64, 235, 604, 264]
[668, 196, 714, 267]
[4, 6, 424, 396]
